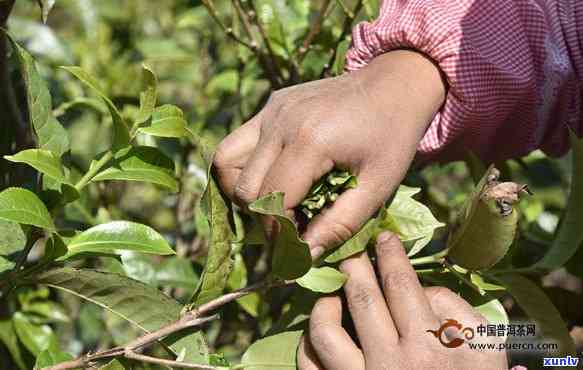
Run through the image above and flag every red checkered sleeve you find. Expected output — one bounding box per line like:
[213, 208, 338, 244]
[346, 0, 583, 163]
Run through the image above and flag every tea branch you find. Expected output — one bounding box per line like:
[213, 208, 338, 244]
[298, 0, 332, 61]
[321, 0, 363, 78]
[42, 280, 290, 370]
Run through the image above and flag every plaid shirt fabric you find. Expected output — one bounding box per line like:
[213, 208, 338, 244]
[345, 0, 583, 164]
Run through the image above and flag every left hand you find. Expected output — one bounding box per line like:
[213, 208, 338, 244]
[297, 232, 508, 370]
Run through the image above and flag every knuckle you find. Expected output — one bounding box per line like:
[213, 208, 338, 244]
[233, 181, 257, 205]
[426, 286, 455, 304]
[319, 217, 356, 246]
[213, 143, 231, 169]
[346, 283, 376, 311]
[382, 270, 418, 293]
[308, 323, 336, 349]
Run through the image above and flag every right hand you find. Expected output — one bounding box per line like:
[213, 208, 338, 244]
[213, 50, 446, 256]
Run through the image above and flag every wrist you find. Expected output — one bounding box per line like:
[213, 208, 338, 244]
[352, 50, 446, 126]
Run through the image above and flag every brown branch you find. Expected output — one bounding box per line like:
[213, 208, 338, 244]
[231, 0, 283, 87]
[320, 0, 364, 78]
[298, 0, 332, 61]
[42, 281, 288, 370]
[125, 351, 219, 369]
[201, 0, 256, 51]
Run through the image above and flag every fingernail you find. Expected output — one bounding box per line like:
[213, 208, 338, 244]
[310, 246, 325, 259]
[377, 232, 394, 244]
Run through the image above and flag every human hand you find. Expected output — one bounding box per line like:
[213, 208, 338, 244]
[297, 232, 508, 370]
[214, 50, 446, 257]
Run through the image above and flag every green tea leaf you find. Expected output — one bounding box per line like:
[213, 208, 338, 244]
[7, 35, 69, 156]
[156, 256, 199, 290]
[191, 146, 235, 306]
[325, 217, 378, 263]
[91, 146, 178, 192]
[474, 297, 508, 327]
[33, 267, 209, 364]
[250, 192, 311, 280]
[5, 149, 67, 183]
[34, 339, 73, 369]
[12, 312, 55, 356]
[495, 273, 575, 355]
[378, 186, 445, 257]
[138, 104, 190, 138]
[134, 64, 157, 126]
[36, 0, 56, 23]
[296, 267, 346, 293]
[0, 187, 55, 231]
[63, 221, 174, 259]
[0, 319, 28, 370]
[240, 330, 303, 370]
[533, 130, 583, 270]
[61, 66, 130, 151]
[0, 219, 27, 275]
[23, 301, 70, 324]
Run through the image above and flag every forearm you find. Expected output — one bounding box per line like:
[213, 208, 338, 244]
[346, 0, 583, 163]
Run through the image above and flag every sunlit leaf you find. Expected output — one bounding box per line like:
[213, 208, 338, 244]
[134, 64, 157, 126]
[0, 219, 27, 275]
[91, 146, 178, 192]
[250, 192, 311, 280]
[62, 221, 174, 259]
[36, 0, 56, 23]
[61, 66, 130, 151]
[5, 149, 67, 183]
[0, 188, 55, 231]
[378, 186, 445, 257]
[7, 35, 69, 156]
[296, 267, 346, 293]
[12, 312, 55, 356]
[240, 330, 303, 370]
[33, 338, 73, 369]
[138, 104, 190, 138]
[0, 319, 28, 370]
[325, 217, 378, 263]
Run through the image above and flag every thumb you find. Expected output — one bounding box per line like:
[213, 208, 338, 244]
[302, 171, 393, 258]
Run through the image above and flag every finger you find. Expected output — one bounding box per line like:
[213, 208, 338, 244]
[309, 295, 364, 370]
[424, 286, 505, 349]
[375, 232, 440, 338]
[234, 134, 283, 208]
[297, 335, 323, 370]
[214, 117, 261, 200]
[259, 146, 334, 210]
[303, 172, 389, 258]
[339, 252, 398, 359]
[425, 287, 488, 329]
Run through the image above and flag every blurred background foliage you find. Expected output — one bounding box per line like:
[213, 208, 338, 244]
[0, 0, 581, 369]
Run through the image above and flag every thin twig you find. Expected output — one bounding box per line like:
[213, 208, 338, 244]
[231, 0, 282, 87]
[201, 0, 256, 51]
[298, 0, 332, 61]
[320, 0, 364, 78]
[42, 281, 287, 370]
[245, 0, 285, 84]
[125, 351, 219, 370]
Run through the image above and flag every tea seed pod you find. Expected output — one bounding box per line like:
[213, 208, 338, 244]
[447, 166, 529, 270]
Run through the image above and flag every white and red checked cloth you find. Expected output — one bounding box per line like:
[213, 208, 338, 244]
[345, 0, 583, 164]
